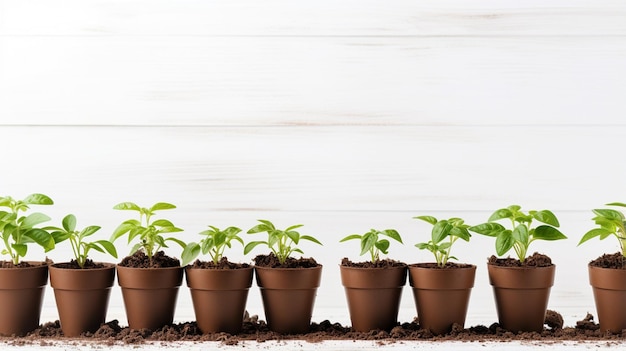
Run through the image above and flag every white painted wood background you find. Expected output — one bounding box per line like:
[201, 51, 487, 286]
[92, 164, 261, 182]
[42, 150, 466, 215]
[1, 1, 626, 347]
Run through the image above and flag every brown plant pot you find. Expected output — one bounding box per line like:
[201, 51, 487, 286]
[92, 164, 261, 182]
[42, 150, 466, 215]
[254, 265, 322, 334]
[49, 263, 116, 337]
[588, 264, 626, 333]
[0, 262, 48, 336]
[408, 264, 476, 335]
[116, 265, 183, 330]
[487, 263, 555, 332]
[340, 264, 407, 332]
[185, 266, 253, 334]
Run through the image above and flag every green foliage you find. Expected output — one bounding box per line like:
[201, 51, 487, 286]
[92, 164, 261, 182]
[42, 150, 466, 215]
[469, 205, 567, 263]
[579, 202, 626, 257]
[182, 225, 244, 266]
[0, 194, 55, 264]
[340, 228, 403, 263]
[110, 202, 185, 261]
[46, 214, 117, 268]
[244, 220, 322, 265]
[414, 216, 471, 267]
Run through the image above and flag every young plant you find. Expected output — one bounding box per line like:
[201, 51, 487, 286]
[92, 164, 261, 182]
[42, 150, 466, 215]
[414, 216, 471, 267]
[110, 202, 186, 262]
[181, 225, 244, 266]
[0, 194, 55, 265]
[579, 202, 626, 257]
[244, 220, 322, 265]
[469, 205, 567, 263]
[340, 228, 403, 263]
[46, 214, 118, 268]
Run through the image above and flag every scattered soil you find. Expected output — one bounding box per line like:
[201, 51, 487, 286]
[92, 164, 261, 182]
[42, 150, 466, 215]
[253, 253, 319, 268]
[341, 258, 406, 268]
[488, 252, 553, 267]
[9, 311, 626, 345]
[589, 252, 626, 269]
[189, 257, 250, 269]
[0, 261, 44, 269]
[52, 259, 107, 269]
[410, 262, 474, 269]
[118, 251, 180, 268]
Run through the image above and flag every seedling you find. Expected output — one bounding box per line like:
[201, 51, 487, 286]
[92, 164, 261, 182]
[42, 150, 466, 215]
[110, 202, 186, 262]
[579, 202, 626, 257]
[244, 220, 322, 265]
[182, 225, 244, 266]
[0, 194, 55, 265]
[340, 228, 403, 262]
[414, 216, 471, 267]
[46, 214, 118, 268]
[469, 205, 567, 263]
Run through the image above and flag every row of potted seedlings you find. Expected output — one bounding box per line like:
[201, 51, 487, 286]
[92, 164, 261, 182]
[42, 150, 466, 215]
[2, 194, 626, 338]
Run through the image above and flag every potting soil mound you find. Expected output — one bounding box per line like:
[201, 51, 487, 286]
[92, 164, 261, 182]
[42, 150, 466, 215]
[119, 251, 180, 268]
[189, 257, 250, 269]
[53, 259, 107, 269]
[589, 252, 626, 269]
[341, 258, 406, 268]
[488, 252, 552, 267]
[10, 311, 624, 346]
[411, 262, 474, 269]
[253, 253, 318, 268]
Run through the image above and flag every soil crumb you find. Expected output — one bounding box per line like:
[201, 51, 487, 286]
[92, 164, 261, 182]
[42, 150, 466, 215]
[341, 258, 406, 268]
[253, 253, 318, 268]
[589, 252, 626, 269]
[488, 252, 552, 267]
[8, 311, 626, 345]
[410, 262, 474, 269]
[53, 259, 107, 269]
[190, 257, 250, 269]
[118, 250, 180, 268]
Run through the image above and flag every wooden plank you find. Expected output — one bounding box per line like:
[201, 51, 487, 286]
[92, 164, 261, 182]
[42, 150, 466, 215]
[1, 36, 625, 126]
[1, 0, 626, 36]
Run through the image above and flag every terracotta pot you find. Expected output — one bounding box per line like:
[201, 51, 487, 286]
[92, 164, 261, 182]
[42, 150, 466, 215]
[0, 262, 48, 336]
[408, 264, 476, 335]
[116, 265, 183, 330]
[254, 265, 322, 334]
[340, 264, 407, 332]
[588, 264, 626, 333]
[185, 266, 253, 334]
[49, 263, 116, 337]
[487, 263, 555, 332]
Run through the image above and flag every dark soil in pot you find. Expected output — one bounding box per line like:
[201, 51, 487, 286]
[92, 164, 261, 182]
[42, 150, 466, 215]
[119, 250, 180, 268]
[488, 252, 553, 267]
[589, 252, 626, 268]
[186, 257, 253, 334]
[12, 310, 626, 345]
[253, 253, 322, 334]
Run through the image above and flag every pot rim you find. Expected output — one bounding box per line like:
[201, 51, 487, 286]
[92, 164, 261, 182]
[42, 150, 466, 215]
[50, 262, 116, 271]
[409, 262, 476, 269]
[487, 262, 555, 270]
[0, 261, 48, 270]
[116, 265, 183, 271]
[253, 264, 322, 271]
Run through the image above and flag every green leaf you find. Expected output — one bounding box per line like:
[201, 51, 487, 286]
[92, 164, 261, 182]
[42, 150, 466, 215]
[512, 224, 529, 244]
[507, 205, 521, 212]
[495, 231, 515, 256]
[23, 228, 55, 252]
[22, 194, 53, 205]
[248, 224, 272, 234]
[415, 216, 437, 225]
[285, 224, 304, 232]
[382, 229, 403, 244]
[534, 225, 567, 241]
[51, 230, 71, 244]
[489, 208, 513, 222]
[415, 242, 430, 250]
[95, 240, 118, 258]
[340, 234, 362, 242]
[113, 202, 141, 211]
[469, 223, 505, 237]
[129, 243, 143, 255]
[579, 228, 612, 245]
[79, 226, 101, 238]
[285, 230, 300, 244]
[243, 241, 267, 255]
[593, 209, 625, 221]
[62, 214, 77, 232]
[152, 219, 175, 227]
[111, 223, 135, 241]
[532, 210, 560, 227]
[607, 202, 626, 207]
[450, 226, 471, 241]
[375, 239, 390, 254]
[431, 220, 452, 244]
[301, 235, 323, 246]
[149, 202, 176, 212]
[11, 244, 27, 257]
[157, 226, 183, 233]
[21, 213, 51, 229]
[361, 232, 377, 256]
[164, 237, 187, 249]
[181, 242, 201, 266]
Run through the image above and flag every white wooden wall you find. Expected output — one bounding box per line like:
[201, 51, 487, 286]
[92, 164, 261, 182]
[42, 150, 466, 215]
[1, 0, 626, 328]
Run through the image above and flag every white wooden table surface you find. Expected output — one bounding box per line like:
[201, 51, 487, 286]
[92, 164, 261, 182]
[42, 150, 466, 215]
[1, 1, 625, 349]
